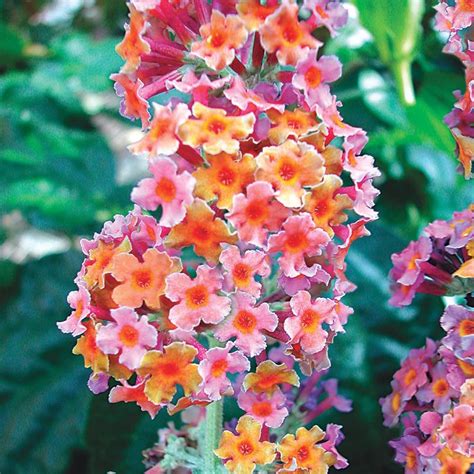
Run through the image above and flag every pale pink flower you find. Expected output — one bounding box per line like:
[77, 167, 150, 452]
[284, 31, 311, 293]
[417, 363, 458, 413]
[267, 213, 330, 278]
[284, 290, 335, 354]
[237, 388, 288, 428]
[57, 284, 91, 336]
[227, 181, 290, 248]
[293, 52, 342, 108]
[215, 291, 278, 356]
[219, 245, 271, 297]
[439, 404, 474, 456]
[198, 342, 250, 401]
[96, 307, 158, 370]
[165, 265, 231, 331]
[131, 156, 195, 227]
[304, 0, 348, 36]
[128, 103, 190, 156]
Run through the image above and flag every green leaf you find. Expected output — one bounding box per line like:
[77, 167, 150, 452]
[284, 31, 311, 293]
[0, 22, 26, 66]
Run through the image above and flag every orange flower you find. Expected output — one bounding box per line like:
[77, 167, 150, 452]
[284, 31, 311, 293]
[129, 103, 190, 157]
[111, 248, 182, 310]
[214, 415, 276, 474]
[72, 321, 109, 374]
[303, 175, 353, 236]
[178, 102, 255, 155]
[260, 2, 320, 66]
[454, 240, 474, 278]
[243, 360, 299, 395]
[267, 109, 319, 145]
[277, 426, 336, 474]
[236, 0, 279, 32]
[165, 199, 237, 263]
[137, 342, 202, 404]
[193, 152, 256, 209]
[437, 447, 472, 474]
[84, 238, 132, 289]
[115, 3, 150, 73]
[452, 127, 473, 179]
[191, 11, 248, 71]
[256, 140, 325, 208]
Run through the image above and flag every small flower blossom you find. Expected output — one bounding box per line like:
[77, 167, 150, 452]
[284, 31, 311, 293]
[198, 342, 250, 401]
[215, 292, 278, 356]
[267, 109, 319, 145]
[72, 321, 109, 375]
[137, 342, 202, 405]
[236, 0, 279, 32]
[96, 307, 157, 370]
[129, 103, 190, 157]
[57, 285, 91, 336]
[439, 404, 474, 455]
[178, 102, 255, 155]
[165, 264, 231, 331]
[111, 248, 182, 310]
[277, 426, 336, 473]
[109, 379, 162, 418]
[193, 152, 256, 210]
[268, 213, 331, 278]
[131, 157, 195, 227]
[260, 1, 321, 66]
[256, 140, 325, 208]
[238, 388, 288, 428]
[219, 245, 271, 297]
[284, 291, 336, 354]
[214, 415, 276, 474]
[165, 199, 237, 263]
[417, 363, 458, 413]
[243, 360, 300, 395]
[227, 181, 290, 248]
[191, 11, 248, 71]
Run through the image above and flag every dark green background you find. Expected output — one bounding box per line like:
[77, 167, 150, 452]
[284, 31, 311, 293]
[0, 1, 470, 472]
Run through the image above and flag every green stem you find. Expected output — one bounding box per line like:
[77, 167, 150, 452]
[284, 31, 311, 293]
[391, 59, 415, 106]
[203, 398, 224, 474]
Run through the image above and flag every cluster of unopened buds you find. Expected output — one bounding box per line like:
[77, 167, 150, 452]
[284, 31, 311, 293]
[58, 0, 380, 472]
[388, 206, 474, 308]
[380, 304, 474, 473]
[434, 0, 474, 178]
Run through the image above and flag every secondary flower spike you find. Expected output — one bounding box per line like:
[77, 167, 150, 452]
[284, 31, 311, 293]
[59, 0, 382, 471]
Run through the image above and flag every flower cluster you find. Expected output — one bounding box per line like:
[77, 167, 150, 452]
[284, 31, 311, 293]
[388, 206, 474, 307]
[434, 1, 474, 178]
[380, 304, 473, 473]
[59, 0, 380, 472]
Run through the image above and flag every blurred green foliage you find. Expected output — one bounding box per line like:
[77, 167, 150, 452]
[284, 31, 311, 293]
[0, 1, 471, 473]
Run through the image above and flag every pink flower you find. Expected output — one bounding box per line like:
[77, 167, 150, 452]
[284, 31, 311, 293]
[96, 307, 158, 370]
[57, 285, 91, 336]
[128, 103, 190, 156]
[165, 265, 231, 331]
[284, 290, 335, 354]
[131, 157, 195, 227]
[198, 342, 250, 401]
[441, 304, 474, 362]
[304, 0, 348, 36]
[439, 404, 474, 456]
[293, 53, 342, 108]
[227, 181, 290, 248]
[268, 213, 330, 278]
[393, 354, 429, 401]
[237, 388, 288, 428]
[417, 363, 458, 413]
[389, 434, 422, 474]
[219, 245, 271, 297]
[215, 292, 278, 356]
[380, 382, 407, 427]
[390, 236, 432, 286]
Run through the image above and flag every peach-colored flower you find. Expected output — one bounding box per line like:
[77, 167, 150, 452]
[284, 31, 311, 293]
[193, 152, 256, 209]
[111, 248, 182, 310]
[72, 320, 109, 374]
[440, 404, 474, 455]
[267, 109, 319, 145]
[303, 175, 353, 236]
[57, 285, 91, 336]
[236, 0, 279, 32]
[191, 11, 248, 71]
[214, 415, 276, 474]
[227, 181, 290, 248]
[137, 342, 202, 404]
[436, 447, 472, 474]
[178, 102, 255, 155]
[238, 388, 288, 428]
[115, 3, 150, 73]
[260, 1, 321, 66]
[165, 264, 231, 331]
[165, 199, 237, 263]
[256, 140, 325, 208]
[129, 103, 190, 157]
[243, 360, 300, 395]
